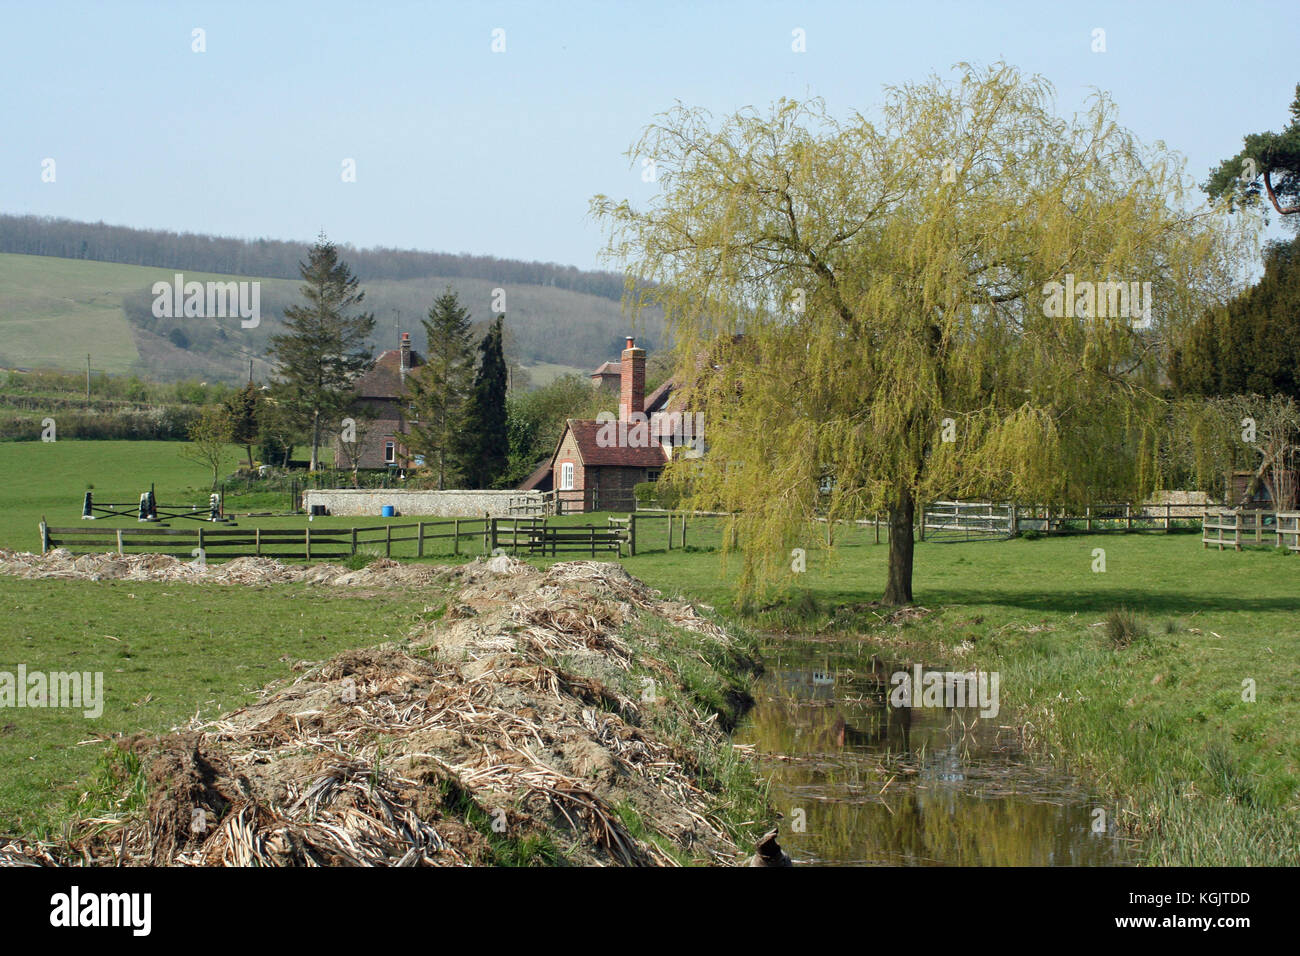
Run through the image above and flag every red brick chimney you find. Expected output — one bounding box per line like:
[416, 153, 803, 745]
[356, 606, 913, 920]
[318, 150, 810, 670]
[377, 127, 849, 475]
[400, 331, 411, 378]
[619, 336, 645, 422]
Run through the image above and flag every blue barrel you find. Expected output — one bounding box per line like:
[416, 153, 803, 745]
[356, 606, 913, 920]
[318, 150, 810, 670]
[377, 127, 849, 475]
[381, 505, 395, 517]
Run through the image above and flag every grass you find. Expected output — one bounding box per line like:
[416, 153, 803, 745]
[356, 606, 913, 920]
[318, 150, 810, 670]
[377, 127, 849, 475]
[0, 576, 449, 836]
[1, 441, 1298, 863]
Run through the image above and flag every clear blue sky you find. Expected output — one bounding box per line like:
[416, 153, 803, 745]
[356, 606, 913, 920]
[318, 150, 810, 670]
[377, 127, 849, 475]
[2, 0, 1296, 272]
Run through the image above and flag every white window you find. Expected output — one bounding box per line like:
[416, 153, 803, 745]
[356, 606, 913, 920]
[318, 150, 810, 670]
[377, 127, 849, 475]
[384, 441, 396, 464]
[560, 462, 575, 490]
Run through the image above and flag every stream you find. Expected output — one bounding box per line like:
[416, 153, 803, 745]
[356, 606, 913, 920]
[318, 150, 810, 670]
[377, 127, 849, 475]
[735, 638, 1137, 866]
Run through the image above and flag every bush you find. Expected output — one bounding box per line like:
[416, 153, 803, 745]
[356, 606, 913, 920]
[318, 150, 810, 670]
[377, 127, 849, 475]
[634, 480, 682, 510]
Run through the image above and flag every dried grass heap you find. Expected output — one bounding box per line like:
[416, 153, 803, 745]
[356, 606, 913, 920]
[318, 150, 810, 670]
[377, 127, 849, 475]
[0, 554, 763, 867]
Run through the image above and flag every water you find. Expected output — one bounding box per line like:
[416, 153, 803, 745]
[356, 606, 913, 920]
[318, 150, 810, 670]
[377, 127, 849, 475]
[735, 639, 1137, 866]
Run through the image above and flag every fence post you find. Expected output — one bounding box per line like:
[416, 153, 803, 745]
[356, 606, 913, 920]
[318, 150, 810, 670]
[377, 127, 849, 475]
[417, 521, 424, 558]
[350, 527, 356, 556]
[1234, 511, 1243, 551]
[681, 513, 687, 549]
[197, 525, 203, 557]
[39, 518, 49, 554]
[385, 524, 391, 558]
[116, 528, 123, 555]
[667, 512, 673, 551]
[484, 513, 491, 553]
[453, 519, 460, 556]
[1125, 502, 1132, 532]
[305, 526, 311, 561]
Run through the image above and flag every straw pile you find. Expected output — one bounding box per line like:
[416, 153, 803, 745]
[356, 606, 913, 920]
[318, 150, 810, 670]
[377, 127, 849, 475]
[0, 555, 762, 866]
[0, 548, 458, 588]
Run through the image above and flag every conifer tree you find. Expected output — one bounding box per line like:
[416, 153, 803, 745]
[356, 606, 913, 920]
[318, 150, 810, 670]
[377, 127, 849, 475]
[267, 233, 375, 470]
[460, 316, 509, 488]
[408, 287, 475, 488]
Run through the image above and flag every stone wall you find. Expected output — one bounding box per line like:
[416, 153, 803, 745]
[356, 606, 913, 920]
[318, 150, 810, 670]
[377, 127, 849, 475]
[303, 489, 545, 518]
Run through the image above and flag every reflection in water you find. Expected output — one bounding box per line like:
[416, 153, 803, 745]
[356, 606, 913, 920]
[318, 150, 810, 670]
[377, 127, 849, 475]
[736, 643, 1136, 866]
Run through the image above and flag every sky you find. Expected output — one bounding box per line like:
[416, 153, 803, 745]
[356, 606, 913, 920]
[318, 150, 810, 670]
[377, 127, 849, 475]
[2, 0, 1297, 272]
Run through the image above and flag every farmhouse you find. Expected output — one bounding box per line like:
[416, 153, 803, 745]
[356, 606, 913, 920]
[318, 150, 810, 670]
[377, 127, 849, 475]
[335, 331, 423, 470]
[543, 337, 701, 512]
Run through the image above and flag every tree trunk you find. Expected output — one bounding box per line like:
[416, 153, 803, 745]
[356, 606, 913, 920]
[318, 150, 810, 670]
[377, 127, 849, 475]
[309, 411, 321, 471]
[883, 486, 915, 606]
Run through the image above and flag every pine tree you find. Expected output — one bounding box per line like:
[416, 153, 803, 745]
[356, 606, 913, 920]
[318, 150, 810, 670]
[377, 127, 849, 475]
[407, 287, 475, 488]
[460, 315, 509, 488]
[267, 233, 375, 470]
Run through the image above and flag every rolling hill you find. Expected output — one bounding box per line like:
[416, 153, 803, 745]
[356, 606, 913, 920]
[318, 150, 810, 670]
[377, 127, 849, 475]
[0, 218, 664, 386]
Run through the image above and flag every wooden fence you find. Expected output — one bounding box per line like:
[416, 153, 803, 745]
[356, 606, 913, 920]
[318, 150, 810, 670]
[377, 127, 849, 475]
[40, 516, 495, 561]
[39, 512, 694, 561]
[1201, 509, 1300, 552]
[490, 513, 688, 557]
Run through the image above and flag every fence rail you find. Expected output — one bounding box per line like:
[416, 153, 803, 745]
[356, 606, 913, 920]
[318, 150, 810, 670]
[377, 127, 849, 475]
[1200, 508, 1300, 552]
[40, 516, 495, 561]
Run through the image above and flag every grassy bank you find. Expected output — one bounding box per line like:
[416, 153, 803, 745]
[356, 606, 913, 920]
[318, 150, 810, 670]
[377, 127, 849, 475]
[615, 523, 1300, 865]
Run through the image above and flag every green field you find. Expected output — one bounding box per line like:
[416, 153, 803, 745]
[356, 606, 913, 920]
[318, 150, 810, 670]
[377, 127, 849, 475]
[0, 253, 650, 384]
[0, 440, 1297, 863]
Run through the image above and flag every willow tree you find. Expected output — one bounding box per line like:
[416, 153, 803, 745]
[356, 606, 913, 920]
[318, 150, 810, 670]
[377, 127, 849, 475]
[593, 63, 1253, 605]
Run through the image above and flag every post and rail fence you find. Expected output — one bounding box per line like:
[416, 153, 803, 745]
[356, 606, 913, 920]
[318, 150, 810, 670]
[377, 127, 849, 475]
[1201, 508, 1300, 552]
[41, 501, 1291, 561]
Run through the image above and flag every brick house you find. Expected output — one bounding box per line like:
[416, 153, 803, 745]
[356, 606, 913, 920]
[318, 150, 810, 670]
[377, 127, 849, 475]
[335, 332, 423, 471]
[589, 361, 621, 392]
[546, 337, 701, 512]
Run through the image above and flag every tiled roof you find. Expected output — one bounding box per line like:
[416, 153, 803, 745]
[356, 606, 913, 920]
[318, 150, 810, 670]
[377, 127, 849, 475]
[353, 348, 423, 399]
[590, 361, 620, 376]
[644, 379, 674, 413]
[559, 419, 669, 468]
[517, 459, 554, 490]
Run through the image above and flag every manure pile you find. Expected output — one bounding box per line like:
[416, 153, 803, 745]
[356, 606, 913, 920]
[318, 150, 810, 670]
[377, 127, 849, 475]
[0, 554, 766, 867]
